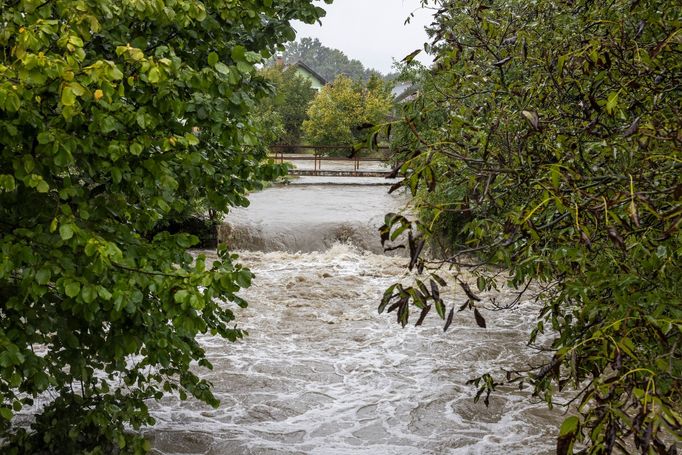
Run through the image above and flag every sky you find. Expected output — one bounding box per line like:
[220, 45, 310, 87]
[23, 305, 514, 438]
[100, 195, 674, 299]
[293, 0, 435, 75]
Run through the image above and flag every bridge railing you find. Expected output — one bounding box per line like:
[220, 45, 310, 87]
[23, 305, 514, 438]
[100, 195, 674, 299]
[268, 145, 391, 173]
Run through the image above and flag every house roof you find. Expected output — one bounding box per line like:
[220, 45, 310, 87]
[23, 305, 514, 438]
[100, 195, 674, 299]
[293, 61, 327, 86]
[392, 83, 419, 103]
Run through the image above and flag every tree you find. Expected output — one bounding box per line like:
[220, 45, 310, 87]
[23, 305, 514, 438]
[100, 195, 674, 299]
[257, 64, 317, 148]
[381, 0, 681, 453]
[0, 0, 329, 452]
[302, 74, 392, 154]
[281, 37, 380, 83]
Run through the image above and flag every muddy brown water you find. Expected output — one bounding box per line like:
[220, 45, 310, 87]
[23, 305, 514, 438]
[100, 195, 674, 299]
[146, 178, 562, 454]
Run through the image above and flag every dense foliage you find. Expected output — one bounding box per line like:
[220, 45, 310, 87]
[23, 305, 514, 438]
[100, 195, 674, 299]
[280, 37, 382, 83]
[302, 74, 392, 154]
[256, 63, 317, 148]
[0, 0, 328, 452]
[381, 0, 681, 453]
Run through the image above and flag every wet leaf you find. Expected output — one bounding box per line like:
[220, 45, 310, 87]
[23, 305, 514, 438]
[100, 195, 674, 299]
[607, 226, 626, 250]
[474, 309, 486, 328]
[522, 110, 540, 130]
[444, 307, 455, 331]
[435, 299, 446, 319]
[431, 274, 447, 287]
[623, 117, 640, 137]
[415, 305, 431, 326]
[557, 416, 580, 455]
[493, 56, 512, 66]
[402, 49, 422, 63]
[429, 279, 440, 302]
[459, 281, 481, 301]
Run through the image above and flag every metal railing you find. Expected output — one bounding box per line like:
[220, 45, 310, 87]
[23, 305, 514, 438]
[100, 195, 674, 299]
[269, 145, 391, 175]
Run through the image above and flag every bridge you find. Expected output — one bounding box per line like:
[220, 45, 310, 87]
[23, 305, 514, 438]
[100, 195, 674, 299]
[269, 145, 393, 178]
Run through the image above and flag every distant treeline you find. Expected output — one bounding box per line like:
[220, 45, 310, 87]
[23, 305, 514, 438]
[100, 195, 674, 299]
[273, 38, 397, 83]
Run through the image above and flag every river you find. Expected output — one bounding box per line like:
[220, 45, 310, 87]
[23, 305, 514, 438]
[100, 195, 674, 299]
[146, 173, 562, 454]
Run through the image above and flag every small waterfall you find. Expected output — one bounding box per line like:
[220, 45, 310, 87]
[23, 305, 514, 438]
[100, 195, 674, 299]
[219, 181, 407, 254]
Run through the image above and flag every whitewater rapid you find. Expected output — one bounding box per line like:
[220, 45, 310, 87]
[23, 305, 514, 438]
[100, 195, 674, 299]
[147, 243, 561, 454]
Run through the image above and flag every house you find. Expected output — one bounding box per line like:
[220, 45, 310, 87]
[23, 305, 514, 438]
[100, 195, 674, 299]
[276, 57, 327, 91]
[292, 61, 327, 91]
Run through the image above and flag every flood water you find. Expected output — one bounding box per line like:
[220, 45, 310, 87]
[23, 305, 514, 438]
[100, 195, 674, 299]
[147, 175, 562, 454]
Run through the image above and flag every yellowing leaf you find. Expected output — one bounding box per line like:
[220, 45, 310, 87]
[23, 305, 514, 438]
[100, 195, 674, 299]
[606, 92, 619, 115]
[61, 86, 76, 106]
[185, 133, 200, 146]
[402, 49, 422, 63]
[148, 67, 160, 84]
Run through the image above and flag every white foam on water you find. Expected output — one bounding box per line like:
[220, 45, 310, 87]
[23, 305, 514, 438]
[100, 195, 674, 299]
[146, 244, 562, 454]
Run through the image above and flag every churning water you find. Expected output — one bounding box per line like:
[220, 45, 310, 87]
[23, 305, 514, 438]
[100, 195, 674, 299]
[147, 178, 562, 454]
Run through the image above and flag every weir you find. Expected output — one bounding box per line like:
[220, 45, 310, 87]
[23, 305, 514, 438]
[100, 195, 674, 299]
[218, 181, 406, 254]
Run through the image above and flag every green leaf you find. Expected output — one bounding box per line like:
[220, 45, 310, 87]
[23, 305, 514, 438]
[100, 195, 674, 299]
[174, 290, 189, 304]
[231, 45, 246, 62]
[33, 371, 49, 391]
[0, 408, 12, 421]
[184, 133, 199, 146]
[235, 270, 252, 288]
[68, 35, 84, 47]
[70, 83, 86, 96]
[54, 149, 73, 167]
[111, 167, 122, 183]
[4, 92, 21, 112]
[59, 224, 74, 240]
[208, 52, 219, 66]
[214, 62, 230, 75]
[130, 143, 143, 156]
[0, 174, 16, 192]
[434, 299, 445, 319]
[606, 92, 618, 115]
[559, 416, 580, 436]
[65, 281, 81, 298]
[82, 285, 98, 303]
[37, 131, 52, 144]
[98, 286, 113, 301]
[36, 268, 52, 285]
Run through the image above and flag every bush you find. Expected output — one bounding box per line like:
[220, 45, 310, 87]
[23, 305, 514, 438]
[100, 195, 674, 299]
[382, 0, 681, 452]
[0, 0, 328, 451]
[303, 74, 392, 155]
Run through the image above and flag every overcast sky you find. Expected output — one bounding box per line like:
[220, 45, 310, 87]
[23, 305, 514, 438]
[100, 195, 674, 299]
[293, 0, 434, 74]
